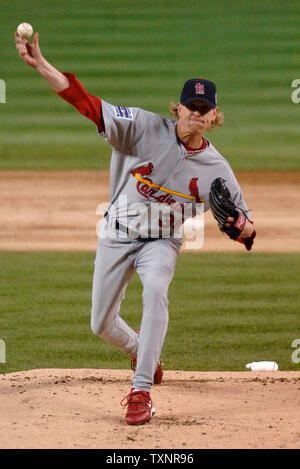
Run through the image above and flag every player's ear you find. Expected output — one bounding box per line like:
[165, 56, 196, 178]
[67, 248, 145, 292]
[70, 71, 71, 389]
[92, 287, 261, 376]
[212, 106, 218, 118]
[177, 103, 183, 117]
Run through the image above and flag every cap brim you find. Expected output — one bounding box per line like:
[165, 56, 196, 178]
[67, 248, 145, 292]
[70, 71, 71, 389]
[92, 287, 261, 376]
[181, 97, 216, 108]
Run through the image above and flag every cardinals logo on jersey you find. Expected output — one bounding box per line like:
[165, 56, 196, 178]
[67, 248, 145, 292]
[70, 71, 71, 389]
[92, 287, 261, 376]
[132, 163, 156, 200]
[189, 177, 201, 203]
[131, 162, 154, 178]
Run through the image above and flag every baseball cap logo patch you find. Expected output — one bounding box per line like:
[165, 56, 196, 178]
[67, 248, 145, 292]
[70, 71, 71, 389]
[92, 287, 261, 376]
[195, 82, 205, 94]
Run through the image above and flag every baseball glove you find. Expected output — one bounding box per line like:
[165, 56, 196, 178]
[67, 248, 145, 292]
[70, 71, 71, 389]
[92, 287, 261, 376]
[209, 177, 256, 251]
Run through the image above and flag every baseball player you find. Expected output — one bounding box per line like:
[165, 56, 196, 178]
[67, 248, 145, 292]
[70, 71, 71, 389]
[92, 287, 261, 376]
[15, 32, 256, 425]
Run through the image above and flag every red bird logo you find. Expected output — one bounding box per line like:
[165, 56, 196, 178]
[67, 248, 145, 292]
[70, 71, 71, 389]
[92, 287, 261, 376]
[189, 177, 201, 203]
[131, 162, 154, 177]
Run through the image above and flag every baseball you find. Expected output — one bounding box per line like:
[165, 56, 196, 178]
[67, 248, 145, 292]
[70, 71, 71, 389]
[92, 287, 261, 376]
[17, 23, 33, 39]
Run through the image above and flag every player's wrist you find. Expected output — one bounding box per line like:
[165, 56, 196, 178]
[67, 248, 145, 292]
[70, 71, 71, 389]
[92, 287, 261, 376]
[35, 57, 49, 74]
[240, 219, 255, 238]
[36, 59, 70, 92]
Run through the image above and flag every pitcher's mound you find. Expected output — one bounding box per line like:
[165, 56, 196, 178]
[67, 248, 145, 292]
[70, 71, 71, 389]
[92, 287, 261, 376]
[0, 368, 299, 449]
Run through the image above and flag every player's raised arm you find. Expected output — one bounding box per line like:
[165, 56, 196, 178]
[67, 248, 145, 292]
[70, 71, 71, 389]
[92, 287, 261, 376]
[15, 31, 103, 129]
[15, 32, 69, 92]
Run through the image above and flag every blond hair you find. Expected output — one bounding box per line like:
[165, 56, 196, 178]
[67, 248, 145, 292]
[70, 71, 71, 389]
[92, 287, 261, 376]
[169, 101, 224, 131]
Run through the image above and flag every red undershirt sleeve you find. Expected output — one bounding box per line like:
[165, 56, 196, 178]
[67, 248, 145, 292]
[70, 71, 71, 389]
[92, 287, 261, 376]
[55, 72, 104, 132]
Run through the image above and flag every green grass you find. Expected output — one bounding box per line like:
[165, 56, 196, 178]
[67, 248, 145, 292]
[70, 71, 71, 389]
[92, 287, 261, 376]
[1, 0, 300, 169]
[0, 251, 299, 374]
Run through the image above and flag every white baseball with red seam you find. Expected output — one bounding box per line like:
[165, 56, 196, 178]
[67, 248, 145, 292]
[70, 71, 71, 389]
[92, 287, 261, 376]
[17, 23, 33, 39]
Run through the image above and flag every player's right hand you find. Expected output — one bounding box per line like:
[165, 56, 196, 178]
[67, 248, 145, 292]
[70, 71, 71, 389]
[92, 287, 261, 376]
[15, 32, 43, 69]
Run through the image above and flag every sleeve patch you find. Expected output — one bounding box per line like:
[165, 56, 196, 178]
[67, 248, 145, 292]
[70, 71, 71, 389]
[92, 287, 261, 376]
[114, 105, 134, 120]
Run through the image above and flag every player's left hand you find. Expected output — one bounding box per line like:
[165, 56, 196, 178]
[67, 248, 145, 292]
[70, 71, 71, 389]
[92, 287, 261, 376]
[225, 217, 256, 251]
[209, 178, 256, 251]
[225, 217, 254, 238]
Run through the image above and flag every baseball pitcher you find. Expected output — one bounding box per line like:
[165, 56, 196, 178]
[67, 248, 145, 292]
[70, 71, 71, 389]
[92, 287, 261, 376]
[15, 32, 256, 425]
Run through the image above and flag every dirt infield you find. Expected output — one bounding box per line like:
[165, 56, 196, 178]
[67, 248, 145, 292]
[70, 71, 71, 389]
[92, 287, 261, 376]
[0, 170, 299, 252]
[0, 368, 300, 449]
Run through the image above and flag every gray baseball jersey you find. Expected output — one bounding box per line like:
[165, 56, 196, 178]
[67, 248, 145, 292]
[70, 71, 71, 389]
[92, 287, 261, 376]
[98, 101, 250, 240]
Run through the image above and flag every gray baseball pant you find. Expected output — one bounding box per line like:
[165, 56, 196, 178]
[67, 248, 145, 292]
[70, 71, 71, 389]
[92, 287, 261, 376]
[90, 236, 181, 391]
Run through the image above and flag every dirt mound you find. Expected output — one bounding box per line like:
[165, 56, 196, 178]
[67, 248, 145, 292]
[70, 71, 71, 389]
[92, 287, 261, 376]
[1, 368, 299, 449]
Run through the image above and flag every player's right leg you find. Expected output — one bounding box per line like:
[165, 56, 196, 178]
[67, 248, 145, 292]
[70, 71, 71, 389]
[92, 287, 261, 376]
[90, 236, 139, 357]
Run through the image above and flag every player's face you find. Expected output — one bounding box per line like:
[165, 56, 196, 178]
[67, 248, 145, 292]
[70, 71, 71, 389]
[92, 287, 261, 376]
[177, 101, 217, 134]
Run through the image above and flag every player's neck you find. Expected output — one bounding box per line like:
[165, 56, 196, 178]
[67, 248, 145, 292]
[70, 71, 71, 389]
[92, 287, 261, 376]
[176, 124, 204, 149]
[178, 132, 204, 150]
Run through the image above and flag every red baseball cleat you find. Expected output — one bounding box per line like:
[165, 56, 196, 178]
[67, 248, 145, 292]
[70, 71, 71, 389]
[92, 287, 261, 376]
[121, 390, 155, 425]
